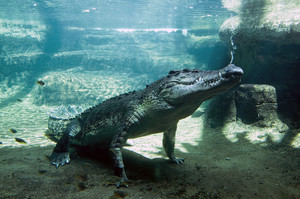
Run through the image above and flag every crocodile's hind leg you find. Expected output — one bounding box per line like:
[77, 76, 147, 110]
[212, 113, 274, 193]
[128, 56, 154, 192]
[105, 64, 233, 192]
[109, 126, 130, 188]
[50, 119, 82, 167]
[163, 125, 184, 164]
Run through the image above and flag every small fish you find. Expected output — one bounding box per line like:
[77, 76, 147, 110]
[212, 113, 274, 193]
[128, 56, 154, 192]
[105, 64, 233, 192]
[9, 128, 17, 133]
[16, 99, 23, 102]
[15, 138, 26, 144]
[36, 80, 45, 86]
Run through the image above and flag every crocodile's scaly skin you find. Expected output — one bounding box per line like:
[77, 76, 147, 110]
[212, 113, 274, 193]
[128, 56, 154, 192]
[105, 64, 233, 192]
[48, 64, 243, 187]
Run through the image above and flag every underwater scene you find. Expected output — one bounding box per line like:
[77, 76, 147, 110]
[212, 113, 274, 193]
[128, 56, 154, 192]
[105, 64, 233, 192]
[0, 0, 299, 198]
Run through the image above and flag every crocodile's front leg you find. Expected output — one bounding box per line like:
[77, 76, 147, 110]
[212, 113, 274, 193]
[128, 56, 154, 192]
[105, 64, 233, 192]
[163, 125, 184, 164]
[110, 127, 129, 188]
[50, 119, 82, 167]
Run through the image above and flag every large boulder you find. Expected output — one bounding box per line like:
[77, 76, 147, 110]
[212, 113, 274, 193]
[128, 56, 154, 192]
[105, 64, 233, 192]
[205, 84, 300, 147]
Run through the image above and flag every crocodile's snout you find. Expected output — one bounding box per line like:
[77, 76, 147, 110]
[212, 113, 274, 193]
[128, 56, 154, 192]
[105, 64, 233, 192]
[221, 64, 243, 79]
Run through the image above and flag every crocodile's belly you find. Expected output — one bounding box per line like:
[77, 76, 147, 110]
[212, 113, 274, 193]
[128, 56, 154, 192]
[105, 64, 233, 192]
[77, 126, 117, 147]
[128, 119, 178, 139]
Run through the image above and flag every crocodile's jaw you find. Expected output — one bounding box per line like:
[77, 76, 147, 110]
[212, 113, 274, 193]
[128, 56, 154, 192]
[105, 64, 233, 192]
[158, 64, 243, 106]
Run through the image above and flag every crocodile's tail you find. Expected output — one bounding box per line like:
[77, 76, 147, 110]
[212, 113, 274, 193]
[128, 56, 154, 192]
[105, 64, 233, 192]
[46, 105, 85, 142]
[46, 117, 74, 142]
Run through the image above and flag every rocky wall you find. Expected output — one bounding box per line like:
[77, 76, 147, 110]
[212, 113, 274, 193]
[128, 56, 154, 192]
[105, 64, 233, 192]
[219, 0, 300, 85]
[207, 0, 300, 139]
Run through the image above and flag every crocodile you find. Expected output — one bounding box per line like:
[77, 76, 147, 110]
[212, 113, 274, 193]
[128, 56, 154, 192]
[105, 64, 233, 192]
[48, 64, 243, 187]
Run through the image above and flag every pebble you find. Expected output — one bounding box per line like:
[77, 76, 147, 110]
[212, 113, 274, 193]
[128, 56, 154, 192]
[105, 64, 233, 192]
[38, 170, 47, 175]
[113, 190, 128, 198]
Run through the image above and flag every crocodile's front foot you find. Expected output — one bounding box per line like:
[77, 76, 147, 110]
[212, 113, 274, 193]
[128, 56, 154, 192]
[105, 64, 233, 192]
[170, 158, 184, 164]
[50, 151, 70, 168]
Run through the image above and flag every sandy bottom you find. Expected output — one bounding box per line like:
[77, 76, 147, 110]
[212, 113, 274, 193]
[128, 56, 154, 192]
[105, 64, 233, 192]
[0, 115, 299, 198]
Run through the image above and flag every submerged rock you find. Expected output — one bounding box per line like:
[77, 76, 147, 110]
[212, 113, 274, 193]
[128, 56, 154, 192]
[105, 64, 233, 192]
[235, 84, 279, 127]
[205, 84, 300, 145]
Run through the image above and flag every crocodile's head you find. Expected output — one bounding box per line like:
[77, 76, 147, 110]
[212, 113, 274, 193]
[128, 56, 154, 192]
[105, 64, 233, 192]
[157, 64, 243, 111]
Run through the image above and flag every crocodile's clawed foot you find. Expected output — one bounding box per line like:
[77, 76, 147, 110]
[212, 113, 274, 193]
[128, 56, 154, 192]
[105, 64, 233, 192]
[169, 158, 184, 164]
[116, 176, 130, 188]
[104, 176, 131, 188]
[49, 152, 70, 168]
